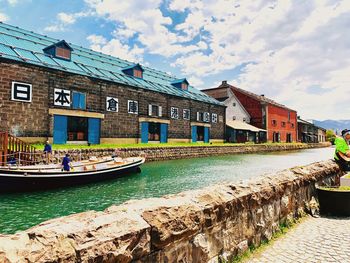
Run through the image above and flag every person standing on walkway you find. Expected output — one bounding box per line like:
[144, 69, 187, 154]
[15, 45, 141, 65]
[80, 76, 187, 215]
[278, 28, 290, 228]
[62, 153, 71, 172]
[334, 129, 350, 171]
[43, 140, 52, 163]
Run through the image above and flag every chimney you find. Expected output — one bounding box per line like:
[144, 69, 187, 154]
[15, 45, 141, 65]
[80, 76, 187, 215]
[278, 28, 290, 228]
[221, 80, 228, 87]
[261, 94, 265, 97]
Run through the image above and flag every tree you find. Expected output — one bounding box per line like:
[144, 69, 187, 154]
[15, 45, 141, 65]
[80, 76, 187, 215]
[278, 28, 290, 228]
[326, 129, 336, 144]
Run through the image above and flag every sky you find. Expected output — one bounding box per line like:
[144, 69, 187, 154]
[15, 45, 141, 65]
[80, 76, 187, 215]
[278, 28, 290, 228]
[0, 0, 349, 121]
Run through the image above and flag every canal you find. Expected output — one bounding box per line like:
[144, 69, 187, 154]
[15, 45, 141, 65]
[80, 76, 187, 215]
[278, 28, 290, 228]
[0, 147, 333, 234]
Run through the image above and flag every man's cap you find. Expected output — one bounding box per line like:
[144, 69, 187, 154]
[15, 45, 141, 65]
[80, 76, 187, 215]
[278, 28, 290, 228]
[341, 129, 350, 136]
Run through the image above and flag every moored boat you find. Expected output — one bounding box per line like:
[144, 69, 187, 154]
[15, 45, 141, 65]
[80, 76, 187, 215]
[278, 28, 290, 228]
[0, 156, 145, 192]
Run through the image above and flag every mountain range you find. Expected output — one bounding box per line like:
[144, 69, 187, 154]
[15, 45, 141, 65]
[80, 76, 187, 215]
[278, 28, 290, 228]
[312, 120, 350, 132]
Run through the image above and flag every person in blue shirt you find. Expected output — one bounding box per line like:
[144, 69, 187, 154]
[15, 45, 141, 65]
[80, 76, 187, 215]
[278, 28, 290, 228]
[43, 140, 52, 163]
[62, 153, 71, 172]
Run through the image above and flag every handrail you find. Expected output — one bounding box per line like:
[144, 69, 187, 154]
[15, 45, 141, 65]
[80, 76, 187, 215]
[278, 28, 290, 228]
[0, 131, 37, 165]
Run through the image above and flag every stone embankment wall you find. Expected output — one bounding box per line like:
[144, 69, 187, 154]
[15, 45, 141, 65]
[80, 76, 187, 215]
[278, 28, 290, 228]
[0, 160, 342, 263]
[51, 142, 330, 163]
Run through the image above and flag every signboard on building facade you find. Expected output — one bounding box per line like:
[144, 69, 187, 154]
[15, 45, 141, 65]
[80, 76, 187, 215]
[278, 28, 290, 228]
[106, 97, 118, 112]
[11, 81, 32, 103]
[54, 88, 71, 107]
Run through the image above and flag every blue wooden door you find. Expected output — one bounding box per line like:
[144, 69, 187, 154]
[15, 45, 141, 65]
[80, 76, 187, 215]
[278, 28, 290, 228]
[88, 118, 100, 144]
[160, 123, 168, 143]
[53, 115, 67, 144]
[191, 126, 197, 143]
[141, 122, 149, 143]
[204, 127, 209, 143]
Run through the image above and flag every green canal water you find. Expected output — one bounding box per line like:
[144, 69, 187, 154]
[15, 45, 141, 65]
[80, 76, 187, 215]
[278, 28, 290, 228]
[0, 147, 333, 234]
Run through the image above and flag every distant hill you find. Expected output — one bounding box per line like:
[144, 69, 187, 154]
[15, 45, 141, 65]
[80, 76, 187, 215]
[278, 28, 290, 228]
[312, 120, 350, 133]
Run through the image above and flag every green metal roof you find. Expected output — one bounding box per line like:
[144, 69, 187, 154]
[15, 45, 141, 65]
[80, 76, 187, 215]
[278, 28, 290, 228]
[0, 22, 224, 106]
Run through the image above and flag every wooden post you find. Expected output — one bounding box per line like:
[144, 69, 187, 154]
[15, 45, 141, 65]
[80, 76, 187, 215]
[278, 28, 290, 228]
[3, 132, 8, 165]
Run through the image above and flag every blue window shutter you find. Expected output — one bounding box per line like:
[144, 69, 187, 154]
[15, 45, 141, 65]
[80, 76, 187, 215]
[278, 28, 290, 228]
[141, 122, 149, 143]
[160, 123, 168, 143]
[80, 93, 86, 109]
[53, 115, 67, 144]
[191, 126, 197, 143]
[88, 118, 100, 144]
[72, 92, 80, 109]
[204, 127, 209, 143]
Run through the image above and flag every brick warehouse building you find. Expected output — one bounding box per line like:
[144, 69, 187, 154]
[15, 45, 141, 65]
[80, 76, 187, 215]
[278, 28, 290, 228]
[0, 23, 225, 144]
[204, 81, 297, 143]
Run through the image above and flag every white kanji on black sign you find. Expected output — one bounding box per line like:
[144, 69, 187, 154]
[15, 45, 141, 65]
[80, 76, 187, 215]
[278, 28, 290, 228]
[11, 82, 32, 103]
[106, 97, 118, 112]
[54, 88, 71, 107]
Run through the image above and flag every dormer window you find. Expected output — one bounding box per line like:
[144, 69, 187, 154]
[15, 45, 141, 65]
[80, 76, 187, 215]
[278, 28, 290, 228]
[56, 47, 71, 60]
[43, 40, 73, 61]
[134, 69, 143, 78]
[171, 78, 189, 91]
[122, 63, 144, 79]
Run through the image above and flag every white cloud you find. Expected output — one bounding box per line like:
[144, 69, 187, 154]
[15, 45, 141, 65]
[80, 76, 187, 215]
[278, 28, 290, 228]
[77, 0, 350, 119]
[87, 35, 144, 63]
[6, 0, 18, 6]
[44, 11, 92, 32]
[0, 12, 8, 22]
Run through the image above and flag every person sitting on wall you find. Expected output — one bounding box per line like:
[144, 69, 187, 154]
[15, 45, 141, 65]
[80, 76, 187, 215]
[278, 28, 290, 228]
[43, 140, 52, 163]
[62, 153, 71, 172]
[334, 129, 350, 171]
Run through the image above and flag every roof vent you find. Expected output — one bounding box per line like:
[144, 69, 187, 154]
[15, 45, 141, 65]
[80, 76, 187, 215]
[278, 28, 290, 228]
[222, 80, 227, 85]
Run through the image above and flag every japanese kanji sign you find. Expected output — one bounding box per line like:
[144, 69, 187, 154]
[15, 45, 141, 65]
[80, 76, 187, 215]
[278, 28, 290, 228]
[11, 82, 32, 103]
[54, 88, 71, 107]
[106, 97, 118, 112]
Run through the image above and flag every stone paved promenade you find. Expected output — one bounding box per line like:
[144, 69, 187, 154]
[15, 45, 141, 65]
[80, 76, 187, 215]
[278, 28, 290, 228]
[247, 216, 350, 263]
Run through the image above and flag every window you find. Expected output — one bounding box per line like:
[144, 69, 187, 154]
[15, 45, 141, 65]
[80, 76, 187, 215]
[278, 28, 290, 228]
[56, 47, 71, 60]
[181, 83, 188, 90]
[134, 69, 143, 78]
[128, 100, 138, 114]
[281, 121, 286, 127]
[232, 116, 236, 120]
[171, 107, 179, 119]
[219, 115, 224, 123]
[212, 113, 217, 123]
[288, 111, 291, 122]
[183, 109, 190, 120]
[272, 120, 277, 126]
[233, 102, 236, 107]
[72, 91, 86, 110]
[106, 97, 118, 112]
[291, 123, 295, 128]
[243, 118, 247, 122]
[148, 104, 162, 117]
[203, 112, 210, 123]
[197, 112, 204, 121]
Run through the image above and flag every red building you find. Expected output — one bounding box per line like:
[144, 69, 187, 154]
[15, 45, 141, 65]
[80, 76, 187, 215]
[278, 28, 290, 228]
[205, 81, 298, 142]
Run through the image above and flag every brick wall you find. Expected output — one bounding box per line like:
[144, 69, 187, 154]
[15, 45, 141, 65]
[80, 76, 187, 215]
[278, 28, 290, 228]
[0, 59, 225, 141]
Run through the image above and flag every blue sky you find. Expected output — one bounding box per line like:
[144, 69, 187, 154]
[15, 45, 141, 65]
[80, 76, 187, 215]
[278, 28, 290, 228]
[1, 0, 350, 120]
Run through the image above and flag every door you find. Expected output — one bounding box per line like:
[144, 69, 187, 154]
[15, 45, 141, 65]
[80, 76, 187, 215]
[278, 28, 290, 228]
[191, 126, 197, 143]
[141, 122, 149, 143]
[160, 123, 168, 143]
[88, 118, 100, 144]
[53, 115, 67, 144]
[204, 127, 209, 143]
